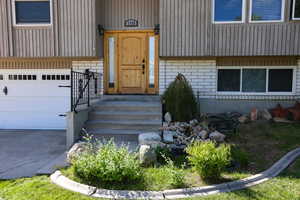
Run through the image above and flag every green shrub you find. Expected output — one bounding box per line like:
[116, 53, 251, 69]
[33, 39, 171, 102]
[162, 73, 198, 122]
[73, 140, 142, 184]
[186, 141, 231, 181]
[163, 157, 186, 188]
[231, 147, 249, 168]
[155, 146, 173, 164]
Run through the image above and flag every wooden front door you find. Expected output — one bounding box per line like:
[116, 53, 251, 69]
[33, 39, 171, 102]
[119, 33, 147, 94]
[104, 31, 159, 94]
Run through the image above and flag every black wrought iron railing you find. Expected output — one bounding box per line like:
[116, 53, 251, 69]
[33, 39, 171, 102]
[70, 69, 102, 112]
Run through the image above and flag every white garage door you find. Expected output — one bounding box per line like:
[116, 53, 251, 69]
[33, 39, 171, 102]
[0, 69, 70, 130]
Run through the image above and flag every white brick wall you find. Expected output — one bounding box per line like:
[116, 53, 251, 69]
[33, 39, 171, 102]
[159, 60, 217, 98]
[72, 60, 104, 94]
[159, 59, 300, 100]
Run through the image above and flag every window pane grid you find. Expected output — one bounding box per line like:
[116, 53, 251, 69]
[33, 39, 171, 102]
[213, 0, 244, 23]
[217, 68, 294, 94]
[250, 0, 284, 22]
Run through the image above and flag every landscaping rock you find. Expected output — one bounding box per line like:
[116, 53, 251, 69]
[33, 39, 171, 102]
[139, 145, 157, 166]
[139, 132, 161, 145]
[67, 142, 87, 163]
[238, 115, 249, 123]
[209, 131, 226, 142]
[164, 112, 172, 124]
[250, 108, 258, 121]
[273, 117, 293, 123]
[189, 119, 198, 127]
[259, 109, 272, 121]
[163, 131, 175, 144]
[198, 130, 209, 140]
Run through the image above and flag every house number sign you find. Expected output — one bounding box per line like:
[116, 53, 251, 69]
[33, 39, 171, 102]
[124, 19, 138, 27]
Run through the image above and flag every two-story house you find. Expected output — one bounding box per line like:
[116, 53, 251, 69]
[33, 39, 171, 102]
[0, 0, 299, 130]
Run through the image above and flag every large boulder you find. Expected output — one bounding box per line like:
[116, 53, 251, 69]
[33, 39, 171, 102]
[209, 131, 226, 142]
[198, 130, 209, 140]
[139, 132, 161, 145]
[139, 145, 157, 167]
[67, 142, 88, 163]
[259, 109, 272, 121]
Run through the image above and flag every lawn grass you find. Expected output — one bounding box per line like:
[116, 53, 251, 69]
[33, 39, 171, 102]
[0, 122, 300, 200]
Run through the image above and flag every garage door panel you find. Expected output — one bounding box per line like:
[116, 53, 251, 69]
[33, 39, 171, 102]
[0, 69, 71, 130]
[0, 112, 66, 129]
[0, 97, 69, 112]
[0, 82, 70, 97]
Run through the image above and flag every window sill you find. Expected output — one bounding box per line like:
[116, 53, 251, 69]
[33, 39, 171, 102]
[13, 23, 52, 29]
[216, 92, 295, 96]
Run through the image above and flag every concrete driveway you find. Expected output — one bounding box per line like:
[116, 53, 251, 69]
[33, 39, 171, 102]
[0, 130, 67, 180]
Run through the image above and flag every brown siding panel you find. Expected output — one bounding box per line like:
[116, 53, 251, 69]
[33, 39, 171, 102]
[0, 0, 9, 57]
[100, 0, 159, 30]
[58, 0, 96, 57]
[160, 0, 300, 57]
[13, 28, 55, 57]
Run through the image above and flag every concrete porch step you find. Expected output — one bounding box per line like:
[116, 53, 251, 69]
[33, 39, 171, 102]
[102, 95, 161, 102]
[87, 128, 142, 142]
[86, 119, 161, 130]
[92, 101, 161, 112]
[89, 110, 162, 121]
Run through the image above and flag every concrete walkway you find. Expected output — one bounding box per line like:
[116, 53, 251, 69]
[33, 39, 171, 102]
[0, 130, 67, 180]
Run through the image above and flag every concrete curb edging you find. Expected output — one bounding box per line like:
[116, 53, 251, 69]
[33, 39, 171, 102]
[50, 147, 300, 199]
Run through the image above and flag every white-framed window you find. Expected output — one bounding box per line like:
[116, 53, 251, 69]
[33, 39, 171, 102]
[249, 0, 285, 23]
[292, 0, 300, 20]
[217, 67, 295, 95]
[12, 0, 53, 27]
[212, 0, 246, 24]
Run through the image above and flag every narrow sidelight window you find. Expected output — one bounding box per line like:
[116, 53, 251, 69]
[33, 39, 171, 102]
[250, 0, 284, 22]
[268, 69, 293, 92]
[213, 0, 245, 23]
[218, 69, 241, 92]
[13, 0, 51, 25]
[148, 36, 156, 88]
[292, 0, 300, 20]
[108, 37, 115, 88]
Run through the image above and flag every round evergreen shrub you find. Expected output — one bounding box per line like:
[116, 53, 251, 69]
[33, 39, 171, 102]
[72, 140, 142, 184]
[162, 73, 198, 122]
[186, 141, 231, 181]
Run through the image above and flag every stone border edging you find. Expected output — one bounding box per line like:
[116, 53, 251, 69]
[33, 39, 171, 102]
[50, 147, 300, 199]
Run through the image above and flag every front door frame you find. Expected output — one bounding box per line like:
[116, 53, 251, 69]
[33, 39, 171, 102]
[104, 30, 159, 95]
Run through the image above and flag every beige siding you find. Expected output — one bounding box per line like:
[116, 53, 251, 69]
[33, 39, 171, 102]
[12, 28, 55, 57]
[160, 0, 211, 57]
[0, 0, 10, 57]
[0, 0, 97, 57]
[160, 0, 300, 57]
[100, 0, 159, 30]
[58, 0, 96, 57]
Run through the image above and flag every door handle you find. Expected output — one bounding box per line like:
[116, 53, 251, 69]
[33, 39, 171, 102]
[142, 64, 145, 74]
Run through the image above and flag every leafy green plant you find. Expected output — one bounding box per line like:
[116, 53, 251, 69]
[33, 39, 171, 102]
[155, 146, 173, 164]
[231, 146, 249, 169]
[162, 73, 198, 122]
[186, 141, 231, 181]
[162, 156, 186, 188]
[72, 140, 142, 184]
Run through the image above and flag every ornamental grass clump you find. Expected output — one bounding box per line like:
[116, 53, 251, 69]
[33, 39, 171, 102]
[162, 73, 198, 122]
[186, 141, 231, 181]
[72, 140, 142, 184]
